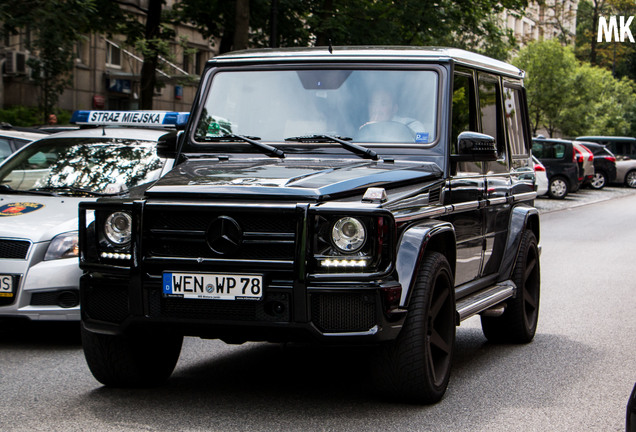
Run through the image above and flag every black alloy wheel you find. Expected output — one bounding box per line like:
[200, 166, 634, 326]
[374, 252, 455, 404]
[481, 230, 540, 343]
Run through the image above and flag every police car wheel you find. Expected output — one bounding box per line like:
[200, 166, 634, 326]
[81, 324, 183, 388]
[374, 252, 455, 404]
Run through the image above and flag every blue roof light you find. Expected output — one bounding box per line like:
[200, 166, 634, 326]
[70, 110, 191, 128]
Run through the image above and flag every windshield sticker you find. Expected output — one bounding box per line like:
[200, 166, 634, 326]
[415, 132, 429, 143]
[0, 202, 45, 217]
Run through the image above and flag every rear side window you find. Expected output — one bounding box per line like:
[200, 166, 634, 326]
[503, 85, 529, 157]
[532, 141, 566, 159]
[451, 71, 476, 154]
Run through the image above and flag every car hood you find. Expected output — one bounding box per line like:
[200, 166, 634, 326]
[0, 195, 94, 243]
[146, 158, 443, 200]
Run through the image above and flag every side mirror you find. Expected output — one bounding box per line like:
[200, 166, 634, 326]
[451, 131, 498, 162]
[156, 131, 182, 159]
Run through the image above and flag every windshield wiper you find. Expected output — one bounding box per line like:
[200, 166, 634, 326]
[0, 183, 58, 196]
[284, 134, 378, 161]
[28, 186, 121, 197]
[200, 133, 285, 158]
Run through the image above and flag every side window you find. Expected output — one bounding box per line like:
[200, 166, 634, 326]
[554, 144, 566, 159]
[531, 142, 544, 159]
[503, 84, 529, 157]
[451, 69, 481, 174]
[478, 73, 507, 173]
[0, 139, 11, 163]
[451, 71, 477, 154]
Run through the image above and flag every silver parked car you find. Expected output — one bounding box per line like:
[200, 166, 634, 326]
[0, 110, 186, 321]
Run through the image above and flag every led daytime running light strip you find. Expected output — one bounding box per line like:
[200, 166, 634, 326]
[320, 258, 368, 268]
[100, 252, 132, 260]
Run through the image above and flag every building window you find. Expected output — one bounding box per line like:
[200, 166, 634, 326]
[106, 41, 121, 68]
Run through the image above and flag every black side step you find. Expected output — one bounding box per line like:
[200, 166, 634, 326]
[455, 280, 517, 322]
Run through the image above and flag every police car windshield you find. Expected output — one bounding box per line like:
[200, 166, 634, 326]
[194, 69, 439, 145]
[0, 137, 164, 195]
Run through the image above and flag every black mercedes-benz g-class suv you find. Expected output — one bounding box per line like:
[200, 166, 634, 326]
[78, 47, 540, 404]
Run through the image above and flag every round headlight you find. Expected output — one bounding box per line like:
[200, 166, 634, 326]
[104, 212, 132, 245]
[331, 217, 366, 253]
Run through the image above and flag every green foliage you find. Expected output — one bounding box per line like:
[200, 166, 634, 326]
[176, 0, 527, 59]
[514, 39, 636, 137]
[0, 106, 41, 127]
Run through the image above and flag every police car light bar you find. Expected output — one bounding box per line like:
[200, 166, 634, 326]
[70, 110, 190, 128]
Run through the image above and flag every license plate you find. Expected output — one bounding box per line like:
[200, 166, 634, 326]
[0, 275, 13, 297]
[162, 272, 263, 300]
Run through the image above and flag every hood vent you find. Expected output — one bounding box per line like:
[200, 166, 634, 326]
[428, 186, 442, 204]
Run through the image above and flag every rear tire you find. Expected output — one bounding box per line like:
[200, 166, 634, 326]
[374, 252, 455, 404]
[481, 230, 540, 343]
[590, 171, 607, 189]
[548, 177, 568, 199]
[81, 324, 183, 387]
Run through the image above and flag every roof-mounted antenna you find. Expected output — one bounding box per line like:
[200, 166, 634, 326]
[328, 39, 333, 54]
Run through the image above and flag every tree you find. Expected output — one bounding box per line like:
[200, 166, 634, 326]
[514, 39, 636, 137]
[0, 0, 98, 121]
[513, 40, 579, 136]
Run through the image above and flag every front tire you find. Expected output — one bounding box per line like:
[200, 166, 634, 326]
[626, 170, 636, 188]
[81, 324, 183, 387]
[375, 252, 455, 404]
[481, 230, 540, 343]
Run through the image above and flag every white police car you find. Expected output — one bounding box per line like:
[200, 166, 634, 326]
[0, 110, 187, 321]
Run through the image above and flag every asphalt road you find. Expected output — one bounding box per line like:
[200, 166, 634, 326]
[1, 188, 635, 431]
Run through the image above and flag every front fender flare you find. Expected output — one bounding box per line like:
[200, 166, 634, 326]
[395, 221, 456, 308]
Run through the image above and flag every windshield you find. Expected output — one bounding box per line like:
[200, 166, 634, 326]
[0, 137, 164, 194]
[194, 69, 439, 145]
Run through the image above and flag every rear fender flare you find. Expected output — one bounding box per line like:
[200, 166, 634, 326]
[498, 204, 540, 281]
[395, 221, 456, 308]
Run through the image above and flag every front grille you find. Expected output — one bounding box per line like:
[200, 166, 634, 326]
[148, 288, 290, 322]
[0, 239, 30, 259]
[31, 290, 79, 308]
[143, 207, 298, 261]
[84, 283, 129, 323]
[311, 292, 376, 333]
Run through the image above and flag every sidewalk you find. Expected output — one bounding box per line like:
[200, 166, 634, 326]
[534, 185, 636, 214]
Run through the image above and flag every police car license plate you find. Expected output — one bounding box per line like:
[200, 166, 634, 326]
[162, 272, 263, 300]
[0, 275, 13, 297]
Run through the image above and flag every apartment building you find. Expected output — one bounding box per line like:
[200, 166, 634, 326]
[0, 2, 214, 114]
[502, 0, 579, 47]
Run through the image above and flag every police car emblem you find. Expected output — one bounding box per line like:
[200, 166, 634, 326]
[0, 202, 45, 217]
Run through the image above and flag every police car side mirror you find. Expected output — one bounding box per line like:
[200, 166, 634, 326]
[156, 131, 181, 159]
[451, 131, 498, 162]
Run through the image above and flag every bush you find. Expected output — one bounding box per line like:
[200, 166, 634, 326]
[0, 106, 73, 127]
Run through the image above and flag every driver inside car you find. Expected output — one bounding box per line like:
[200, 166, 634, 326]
[363, 89, 426, 134]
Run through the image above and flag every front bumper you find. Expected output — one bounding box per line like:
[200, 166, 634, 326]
[0, 242, 80, 321]
[80, 272, 405, 344]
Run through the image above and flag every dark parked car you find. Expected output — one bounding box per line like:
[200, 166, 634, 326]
[78, 47, 541, 404]
[575, 141, 617, 189]
[576, 136, 636, 188]
[532, 137, 582, 198]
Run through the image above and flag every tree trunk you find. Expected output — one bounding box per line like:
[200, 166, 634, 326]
[234, 0, 249, 51]
[315, 0, 334, 47]
[140, 0, 163, 110]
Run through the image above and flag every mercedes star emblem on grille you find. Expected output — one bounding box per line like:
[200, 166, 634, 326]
[206, 216, 243, 255]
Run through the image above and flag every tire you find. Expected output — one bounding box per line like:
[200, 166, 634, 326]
[81, 324, 183, 387]
[626, 170, 636, 188]
[548, 176, 568, 199]
[374, 252, 455, 404]
[481, 230, 540, 343]
[590, 171, 607, 189]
